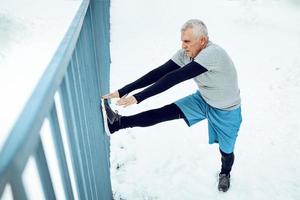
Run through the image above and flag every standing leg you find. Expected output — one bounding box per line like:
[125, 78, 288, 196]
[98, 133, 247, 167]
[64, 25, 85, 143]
[220, 149, 234, 175]
[206, 105, 241, 192]
[218, 149, 234, 192]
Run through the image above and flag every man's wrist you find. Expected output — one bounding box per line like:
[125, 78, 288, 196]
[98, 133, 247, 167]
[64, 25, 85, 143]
[118, 88, 127, 98]
[132, 94, 143, 104]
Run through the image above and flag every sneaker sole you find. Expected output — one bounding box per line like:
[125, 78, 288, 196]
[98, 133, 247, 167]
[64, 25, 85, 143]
[101, 99, 111, 136]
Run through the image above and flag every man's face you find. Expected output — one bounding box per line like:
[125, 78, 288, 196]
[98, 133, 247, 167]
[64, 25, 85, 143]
[181, 28, 207, 58]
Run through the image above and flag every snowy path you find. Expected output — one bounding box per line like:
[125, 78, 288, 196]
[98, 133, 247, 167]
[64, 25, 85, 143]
[109, 0, 300, 199]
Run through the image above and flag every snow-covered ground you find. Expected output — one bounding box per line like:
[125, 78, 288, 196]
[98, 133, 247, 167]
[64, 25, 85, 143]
[109, 0, 300, 199]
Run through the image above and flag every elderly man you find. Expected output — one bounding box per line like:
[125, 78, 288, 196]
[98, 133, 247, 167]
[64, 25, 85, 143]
[102, 19, 242, 192]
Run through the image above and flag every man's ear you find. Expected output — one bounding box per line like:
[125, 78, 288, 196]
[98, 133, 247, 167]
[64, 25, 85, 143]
[200, 36, 207, 45]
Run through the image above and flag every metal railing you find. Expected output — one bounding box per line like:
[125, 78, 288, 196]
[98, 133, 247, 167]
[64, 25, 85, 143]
[0, 0, 112, 199]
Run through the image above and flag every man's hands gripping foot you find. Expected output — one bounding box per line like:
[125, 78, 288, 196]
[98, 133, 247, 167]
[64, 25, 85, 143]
[102, 91, 137, 108]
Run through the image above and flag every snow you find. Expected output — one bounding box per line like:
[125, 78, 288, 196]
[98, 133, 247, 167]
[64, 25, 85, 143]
[109, 0, 300, 199]
[0, 0, 81, 150]
[1, 0, 300, 199]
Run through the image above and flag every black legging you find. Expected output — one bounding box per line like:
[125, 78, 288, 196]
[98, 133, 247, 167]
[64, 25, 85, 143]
[121, 103, 185, 128]
[220, 149, 234, 175]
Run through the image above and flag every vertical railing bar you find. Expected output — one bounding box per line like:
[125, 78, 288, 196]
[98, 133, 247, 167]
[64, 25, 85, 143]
[89, 1, 113, 198]
[78, 14, 99, 199]
[60, 69, 88, 200]
[87, 5, 111, 195]
[74, 8, 100, 199]
[89, 2, 111, 163]
[102, 0, 112, 164]
[10, 173, 28, 200]
[34, 137, 56, 200]
[71, 46, 95, 199]
[94, 0, 113, 186]
[88, 3, 101, 93]
[48, 102, 74, 200]
[68, 53, 95, 199]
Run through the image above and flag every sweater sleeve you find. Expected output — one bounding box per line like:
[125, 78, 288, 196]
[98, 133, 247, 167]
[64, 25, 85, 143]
[133, 61, 208, 103]
[118, 60, 180, 97]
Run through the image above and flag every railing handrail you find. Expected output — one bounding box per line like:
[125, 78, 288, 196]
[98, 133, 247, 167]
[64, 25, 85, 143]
[0, 0, 90, 193]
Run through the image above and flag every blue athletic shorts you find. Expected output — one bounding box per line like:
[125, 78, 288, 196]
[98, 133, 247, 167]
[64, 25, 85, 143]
[175, 91, 242, 153]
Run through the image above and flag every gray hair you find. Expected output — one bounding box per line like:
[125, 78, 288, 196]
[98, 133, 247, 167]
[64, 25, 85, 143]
[181, 19, 208, 39]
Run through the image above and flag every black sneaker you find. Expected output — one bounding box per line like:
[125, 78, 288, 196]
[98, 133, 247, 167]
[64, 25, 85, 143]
[218, 173, 230, 192]
[101, 99, 121, 136]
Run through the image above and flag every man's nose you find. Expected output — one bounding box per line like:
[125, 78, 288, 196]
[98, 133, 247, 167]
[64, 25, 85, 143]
[182, 43, 187, 49]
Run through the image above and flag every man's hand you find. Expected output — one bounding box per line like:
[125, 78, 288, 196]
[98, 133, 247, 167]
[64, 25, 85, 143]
[102, 91, 120, 99]
[116, 96, 137, 108]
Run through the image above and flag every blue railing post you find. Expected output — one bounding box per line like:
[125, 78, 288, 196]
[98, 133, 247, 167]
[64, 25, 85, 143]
[60, 72, 89, 200]
[34, 137, 56, 200]
[10, 172, 27, 200]
[48, 103, 74, 199]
